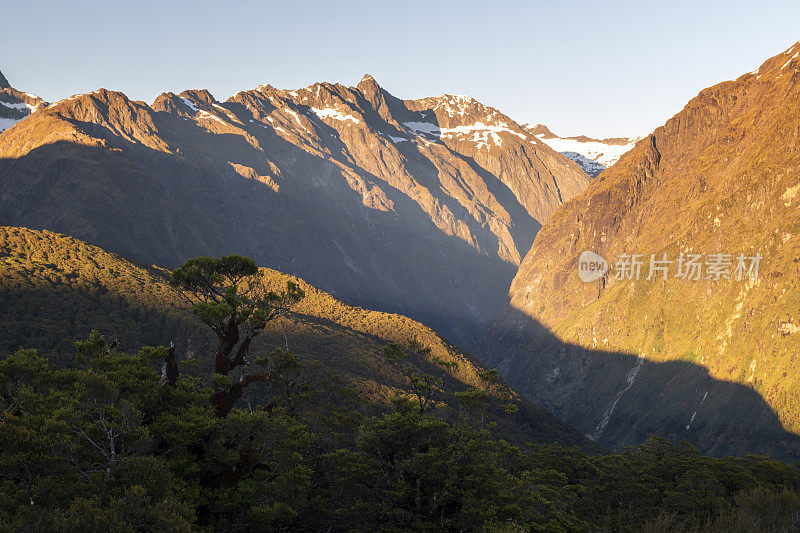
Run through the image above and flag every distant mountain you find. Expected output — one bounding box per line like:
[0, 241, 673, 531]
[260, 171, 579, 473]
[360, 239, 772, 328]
[0, 70, 48, 132]
[0, 225, 598, 449]
[478, 42, 800, 460]
[522, 123, 638, 177]
[0, 74, 590, 348]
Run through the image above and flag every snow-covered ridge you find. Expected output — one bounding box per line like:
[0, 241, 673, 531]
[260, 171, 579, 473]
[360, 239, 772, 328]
[237, 79, 534, 150]
[535, 134, 636, 168]
[443, 122, 525, 139]
[524, 123, 638, 177]
[403, 119, 525, 147]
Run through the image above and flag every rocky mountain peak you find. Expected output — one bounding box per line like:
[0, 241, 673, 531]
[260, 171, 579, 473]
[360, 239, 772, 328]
[0, 70, 9, 89]
[523, 123, 556, 138]
[179, 89, 217, 105]
[29, 89, 168, 152]
[356, 73, 379, 92]
[356, 74, 382, 104]
[355, 73, 401, 125]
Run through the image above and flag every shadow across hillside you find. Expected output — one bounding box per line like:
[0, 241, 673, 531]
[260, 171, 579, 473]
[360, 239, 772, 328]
[0, 262, 600, 452]
[477, 305, 800, 462]
[0, 128, 518, 349]
[348, 88, 544, 260]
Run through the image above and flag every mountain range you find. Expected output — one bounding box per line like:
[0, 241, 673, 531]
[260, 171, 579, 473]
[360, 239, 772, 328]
[478, 41, 800, 460]
[0, 72, 590, 349]
[3, 41, 800, 463]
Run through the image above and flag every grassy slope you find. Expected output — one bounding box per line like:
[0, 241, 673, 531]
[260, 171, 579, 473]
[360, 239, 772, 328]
[0, 225, 597, 449]
[477, 43, 800, 458]
[537, 49, 800, 435]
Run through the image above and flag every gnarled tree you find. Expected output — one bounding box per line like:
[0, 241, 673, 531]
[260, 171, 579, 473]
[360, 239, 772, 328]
[169, 255, 304, 417]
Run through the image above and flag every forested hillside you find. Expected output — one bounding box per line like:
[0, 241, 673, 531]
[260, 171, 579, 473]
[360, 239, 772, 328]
[0, 225, 591, 447]
[2, 331, 800, 530]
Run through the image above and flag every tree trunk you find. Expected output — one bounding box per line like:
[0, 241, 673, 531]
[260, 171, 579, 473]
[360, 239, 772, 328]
[214, 319, 240, 375]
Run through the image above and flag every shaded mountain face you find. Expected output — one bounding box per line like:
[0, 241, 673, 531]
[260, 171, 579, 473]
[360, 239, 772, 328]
[0, 75, 589, 348]
[0, 71, 48, 132]
[0, 225, 599, 450]
[478, 42, 800, 460]
[523, 123, 638, 177]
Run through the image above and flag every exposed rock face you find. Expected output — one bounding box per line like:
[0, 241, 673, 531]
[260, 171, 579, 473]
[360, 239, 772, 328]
[0, 76, 589, 348]
[0, 71, 48, 132]
[478, 42, 800, 460]
[522, 123, 638, 177]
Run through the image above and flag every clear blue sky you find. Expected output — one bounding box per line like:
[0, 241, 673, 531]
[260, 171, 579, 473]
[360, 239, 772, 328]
[1, 0, 798, 138]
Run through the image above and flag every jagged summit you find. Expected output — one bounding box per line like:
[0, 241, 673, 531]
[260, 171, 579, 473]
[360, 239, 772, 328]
[355, 73, 384, 103]
[0, 69, 9, 89]
[357, 73, 377, 85]
[524, 123, 556, 138]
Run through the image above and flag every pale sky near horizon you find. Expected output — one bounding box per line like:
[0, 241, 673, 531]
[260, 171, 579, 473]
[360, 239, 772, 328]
[1, 0, 798, 138]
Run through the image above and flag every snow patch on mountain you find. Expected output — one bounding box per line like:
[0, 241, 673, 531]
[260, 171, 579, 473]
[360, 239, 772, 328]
[404, 120, 526, 147]
[435, 94, 477, 117]
[0, 117, 20, 132]
[0, 101, 38, 112]
[404, 121, 440, 136]
[311, 106, 360, 124]
[443, 122, 525, 139]
[535, 135, 636, 168]
[561, 152, 605, 176]
[181, 98, 199, 113]
[197, 110, 225, 125]
[0, 87, 47, 132]
[523, 124, 638, 177]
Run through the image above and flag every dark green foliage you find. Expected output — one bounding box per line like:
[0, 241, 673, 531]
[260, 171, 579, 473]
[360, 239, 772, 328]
[3, 339, 800, 531]
[4, 247, 800, 530]
[1, 228, 599, 450]
[383, 341, 458, 413]
[170, 255, 259, 293]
